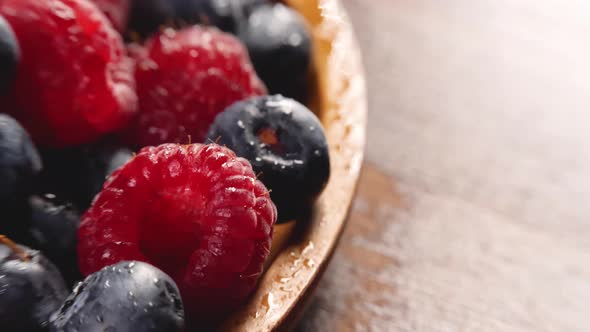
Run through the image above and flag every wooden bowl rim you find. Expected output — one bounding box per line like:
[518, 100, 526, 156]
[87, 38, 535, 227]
[221, 0, 367, 330]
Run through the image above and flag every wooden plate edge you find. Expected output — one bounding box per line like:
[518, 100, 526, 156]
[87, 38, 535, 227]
[220, 0, 368, 330]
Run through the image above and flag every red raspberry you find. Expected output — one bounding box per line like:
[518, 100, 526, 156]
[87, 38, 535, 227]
[0, 0, 137, 147]
[89, 0, 130, 32]
[78, 143, 277, 320]
[125, 26, 266, 148]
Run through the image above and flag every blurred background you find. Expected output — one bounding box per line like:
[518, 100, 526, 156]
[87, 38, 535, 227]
[297, 0, 590, 331]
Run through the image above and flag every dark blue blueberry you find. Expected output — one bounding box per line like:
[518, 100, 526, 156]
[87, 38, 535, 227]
[36, 143, 133, 210]
[1, 197, 31, 243]
[238, 3, 312, 102]
[0, 114, 42, 202]
[0, 15, 19, 93]
[128, 0, 177, 38]
[173, 0, 268, 33]
[87, 145, 134, 199]
[26, 195, 81, 286]
[49, 261, 185, 332]
[127, 0, 268, 38]
[207, 95, 330, 221]
[0, 240, 69, 332]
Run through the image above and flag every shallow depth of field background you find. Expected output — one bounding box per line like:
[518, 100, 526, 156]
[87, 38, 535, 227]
[297, 0, 590, 331]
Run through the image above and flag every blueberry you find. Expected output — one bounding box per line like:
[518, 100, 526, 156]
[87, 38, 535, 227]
[0, 194, 81, 286]
[26, 195, 81, 286]
[127, 0, 268, 38]
[0, 238, 69, 332]
[49, 261, 185, 332]
[0, 114, 42, 202]
[36, 144, 132, 210]
[128, 0, 177, 38]
[207, 95, 330, 221]
[1, 198, 31, 242]
[0, 15, 20, 93]
[238, 3, 312, 102]
[0, 114, 40, 243]
[86, 145, 134, 199]
[173, 0, 268, 33]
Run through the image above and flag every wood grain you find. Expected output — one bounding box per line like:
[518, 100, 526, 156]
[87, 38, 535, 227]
[221, 0, 367, 331]
[297, 0, 590, 331]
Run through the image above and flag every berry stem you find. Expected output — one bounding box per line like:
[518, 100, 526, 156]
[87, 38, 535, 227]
[0, 234, 30, 262]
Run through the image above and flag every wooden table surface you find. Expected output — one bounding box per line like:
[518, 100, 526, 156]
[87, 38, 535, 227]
[296, 0, 590, 331]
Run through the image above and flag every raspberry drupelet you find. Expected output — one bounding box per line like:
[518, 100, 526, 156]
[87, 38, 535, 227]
[78, 143, 277, 320]
[0, 0, 137, 147]
[125, 26, 266, 148]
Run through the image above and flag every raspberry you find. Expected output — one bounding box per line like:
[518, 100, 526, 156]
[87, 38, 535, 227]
[0, 0, 138, 147]
[125, 26, 266, 148]
[90, 0, 131, 32]
[78, 143, 277, 320]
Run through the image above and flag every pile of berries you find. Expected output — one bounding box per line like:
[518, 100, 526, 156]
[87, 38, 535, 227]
[0, 0, 330, 330]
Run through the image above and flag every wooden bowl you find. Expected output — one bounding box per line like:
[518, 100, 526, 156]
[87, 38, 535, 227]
[220, 0, 367, 331]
